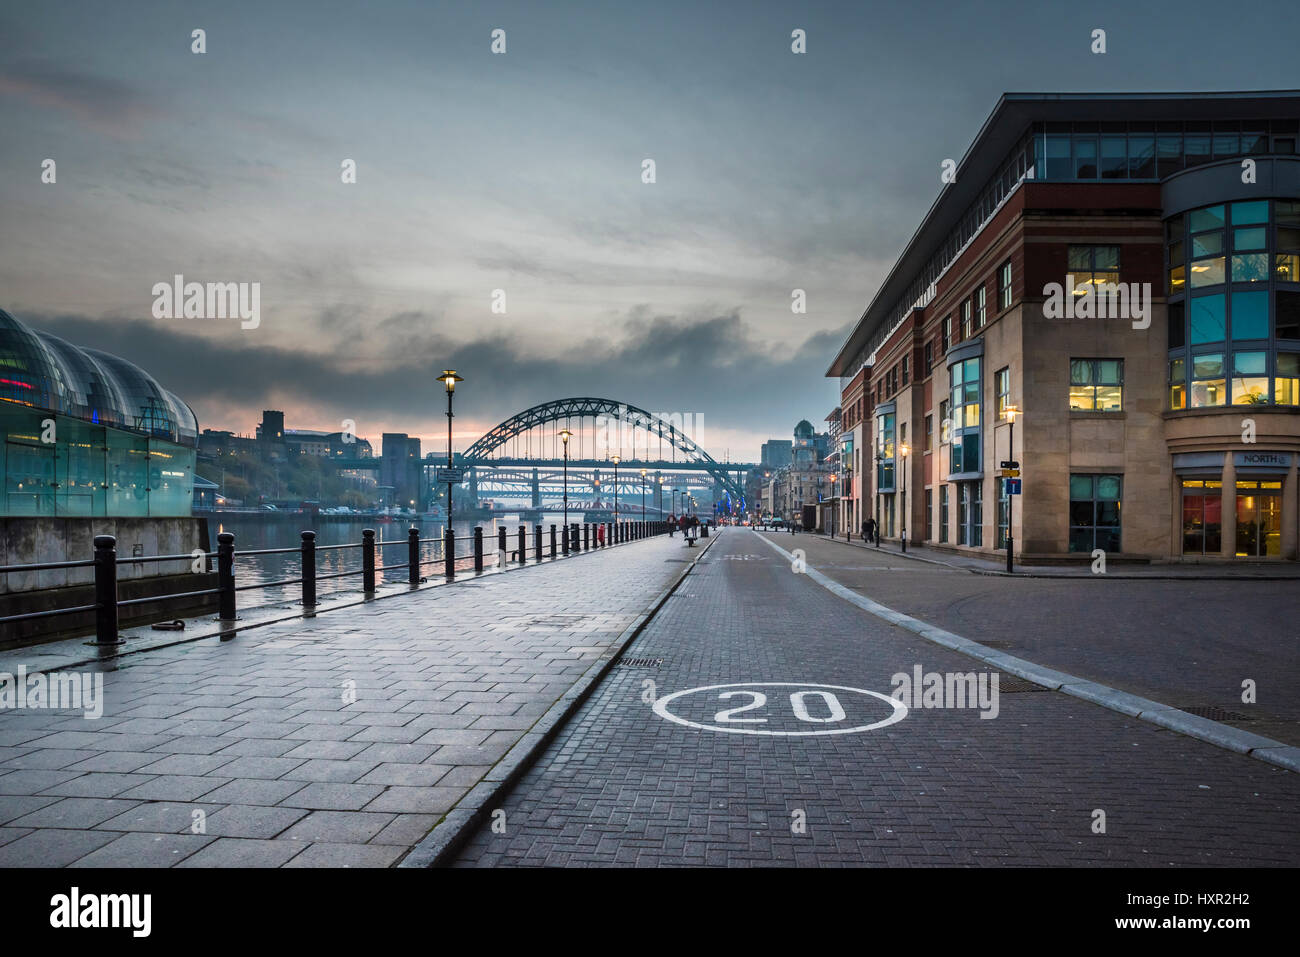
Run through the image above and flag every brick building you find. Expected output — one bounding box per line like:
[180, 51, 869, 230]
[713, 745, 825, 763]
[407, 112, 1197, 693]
[828, 92, 1300, 561]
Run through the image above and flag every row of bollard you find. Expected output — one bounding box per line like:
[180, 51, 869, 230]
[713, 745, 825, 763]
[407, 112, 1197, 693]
[90, 520, 671, 645]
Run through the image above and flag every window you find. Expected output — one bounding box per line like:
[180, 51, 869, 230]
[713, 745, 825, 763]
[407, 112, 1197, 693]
[999, 260, 1012, 309]
[925, 341, 933, 374]
[995, 367, 1010, 419]
[902, 355, 910, 386]
[1181, 479, 1223, 555]
[1069, 474, 1122, 553]
[1277, 353, 1300, 405]
[876, 413, 895, 491]
[958, 481, 983, 546]
[976, 285, 987, 329]
[1169, 357, 1186, 409]
[939, 485, 949, 543]
[962, 299, 973, 339]
[925, 414, 933, 450]
[1190, 294, 1225, 344]
[1068, 245, 1120, 296]
[1279, 292, 1300, 339]
[1069, 359, 1123, 411]
[1232, 351, 1268, 404]
[996, 482, 1009, 550]
[1190, 353, 1226, 407]
[942, 316, 952, 352]
[949, 357, 981, 475]
[925, 489, 932, 540]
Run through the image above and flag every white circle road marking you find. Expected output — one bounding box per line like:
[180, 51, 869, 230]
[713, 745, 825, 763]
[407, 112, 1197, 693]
[651, 682, 908, 736]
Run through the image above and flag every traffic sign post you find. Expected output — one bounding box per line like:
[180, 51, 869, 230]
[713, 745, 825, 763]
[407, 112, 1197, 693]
[1003, 478, 1022, 495]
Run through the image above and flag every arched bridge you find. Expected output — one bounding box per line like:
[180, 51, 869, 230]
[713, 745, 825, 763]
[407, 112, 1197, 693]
[458, 397, 754, 510]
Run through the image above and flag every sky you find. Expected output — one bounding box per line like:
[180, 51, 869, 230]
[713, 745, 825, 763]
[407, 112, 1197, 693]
[3, 0, 1298, 461]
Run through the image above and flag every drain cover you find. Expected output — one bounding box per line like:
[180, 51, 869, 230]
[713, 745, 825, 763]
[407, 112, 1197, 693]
[618, 657, 664, 668]
[1177, 705, 1255, 722]
[997, 675, 1048, 693]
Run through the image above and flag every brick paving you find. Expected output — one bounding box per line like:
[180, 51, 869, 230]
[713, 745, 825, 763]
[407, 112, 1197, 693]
[451, 528, 1300, 866]
[0, 533, 689, 867]
[760, 532, 1300, 744]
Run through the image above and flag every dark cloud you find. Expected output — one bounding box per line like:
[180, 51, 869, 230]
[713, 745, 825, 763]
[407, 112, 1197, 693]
[0, 62, 158, 134]
[17, 309, 841, 454]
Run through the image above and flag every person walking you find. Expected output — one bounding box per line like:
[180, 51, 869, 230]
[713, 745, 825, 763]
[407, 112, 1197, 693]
[597, 523, 605, 547]
[863, 518, 875, 545]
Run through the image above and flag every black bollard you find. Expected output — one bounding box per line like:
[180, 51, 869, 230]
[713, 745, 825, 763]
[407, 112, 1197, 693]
[217, 531, 237, 620]
[92, 534, 123, 645]
[408, 526, 420, 586]
[474, 526, 484, 573]
[362, 528, 376, 594]
[302, 530, 317, 607]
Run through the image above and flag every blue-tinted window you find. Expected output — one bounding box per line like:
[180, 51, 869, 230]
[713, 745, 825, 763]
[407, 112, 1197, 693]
[1045, 135, 1071, 179]
[1128, 135, 1155, 177]
[1231, 290, 1269, 339]
[1232, 200, 1269, 225]
[1189, 205, 1226, 232]
[1190, 294, 1226, 343]
[1074, 136, 1098, 179]
[1101, 136, 1127, 178]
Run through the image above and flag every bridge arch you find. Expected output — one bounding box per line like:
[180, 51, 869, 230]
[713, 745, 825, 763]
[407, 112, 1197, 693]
[462, 397, 744, 503]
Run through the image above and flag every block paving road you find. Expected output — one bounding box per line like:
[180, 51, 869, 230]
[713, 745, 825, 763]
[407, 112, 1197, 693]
[452, 529, 1300, 866]
[0, 534, 688, 867]
[763, 532, 1300, 744]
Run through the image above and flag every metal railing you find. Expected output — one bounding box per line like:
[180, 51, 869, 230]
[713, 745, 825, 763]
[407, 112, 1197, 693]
[0, 520, 673, 646]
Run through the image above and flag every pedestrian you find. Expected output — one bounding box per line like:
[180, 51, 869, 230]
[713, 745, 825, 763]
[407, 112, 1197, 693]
[597, 523, 605, 547]
[668, 513, 676, 537]
[863, 518, 875, 545]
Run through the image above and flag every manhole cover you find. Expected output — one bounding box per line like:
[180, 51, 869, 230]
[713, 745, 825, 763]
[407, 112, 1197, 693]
[618, 657, 664, 668]
[997, 675, 1048, 693]
[1178, 705, 1255, 722]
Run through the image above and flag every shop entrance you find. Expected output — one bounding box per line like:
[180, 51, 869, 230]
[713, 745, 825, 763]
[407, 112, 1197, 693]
[1181, 478, 1222, 555]
[1235, 480, 1283, 557]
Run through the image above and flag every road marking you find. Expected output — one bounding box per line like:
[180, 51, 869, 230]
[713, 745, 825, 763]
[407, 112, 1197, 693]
[652, 682, 907, 736]
[751, 530, 1300, 771]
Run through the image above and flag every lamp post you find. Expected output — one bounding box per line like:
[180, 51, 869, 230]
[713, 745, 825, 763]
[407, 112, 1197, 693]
[844, 463, 853, 538]
[874, 450, 884, 547]
[611, 455, 620, 531]
[640, 468, 647, 523]
[559, 429, 572, 540]
[657, 475, 664, 518]
[829, 471, 838, 537]
[441, 370, 462, 525]
[1004, 405, 1019, 574]
[899, 443, 910, 553]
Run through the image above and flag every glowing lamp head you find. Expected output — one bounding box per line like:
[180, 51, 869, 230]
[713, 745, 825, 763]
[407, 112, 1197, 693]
[441, 370, 463, 394]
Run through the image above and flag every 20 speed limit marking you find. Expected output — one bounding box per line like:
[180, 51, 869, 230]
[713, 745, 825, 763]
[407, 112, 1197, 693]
[651, 682, 907, 736]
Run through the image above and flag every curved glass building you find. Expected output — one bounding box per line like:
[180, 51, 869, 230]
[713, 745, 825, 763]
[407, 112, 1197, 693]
[1, 309, 198, 516]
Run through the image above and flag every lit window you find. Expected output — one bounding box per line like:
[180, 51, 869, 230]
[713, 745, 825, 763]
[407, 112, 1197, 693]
[1069, 359, 1123, 412]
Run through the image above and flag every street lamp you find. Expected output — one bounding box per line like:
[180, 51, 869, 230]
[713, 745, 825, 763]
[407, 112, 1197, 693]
[829, 471, 838, 538]
[639, 468, 647, 524]
[844, 463, 854, 539]
[1004, 405, 1019, 574]
[657, 475, 664, 518]
[441, 370, 463, 525]
[874, 449, 884, 548]
[560, 429, 573, 552]
[899, 443, 910, 553]
[611, 455, 620, 534]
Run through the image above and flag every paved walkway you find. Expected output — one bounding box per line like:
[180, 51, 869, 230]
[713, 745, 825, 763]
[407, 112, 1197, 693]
[0, 533, 695, 867]
[451, 528, 1300, 866]
[762, 532, 1300, 744]
[810, 531, 1300, 578]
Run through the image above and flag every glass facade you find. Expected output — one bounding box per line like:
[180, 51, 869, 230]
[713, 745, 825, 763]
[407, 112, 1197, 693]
[1069, 474, 1122, 552]
[948, 357, 981, 476]
[0, 310, 197, 517]
[1167, 201, 1300, 408]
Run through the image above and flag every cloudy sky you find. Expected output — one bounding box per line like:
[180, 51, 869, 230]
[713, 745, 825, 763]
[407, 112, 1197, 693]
[3, 0, 1296, 460]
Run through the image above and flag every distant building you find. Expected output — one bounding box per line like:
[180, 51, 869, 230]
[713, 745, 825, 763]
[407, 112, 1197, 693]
[381, 433, 423, 510]
[760, 439, 793, 469]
